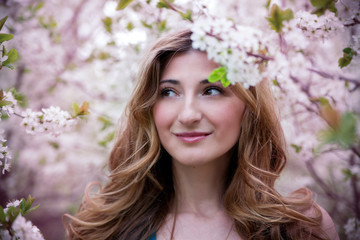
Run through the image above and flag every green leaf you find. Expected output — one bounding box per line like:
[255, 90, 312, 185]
[48, 141, 60, 149]
[2, 45, 6, 57]
[141, 20, 152, 29]
[24, 204, 40, 215]
[156, 20, 167, 32]
[180, 9, 192, 21]
[265, 0, 271, 9]
[98, 116, 113, 131]
[0, 33, 13, 44]
[2, 48, 18, 66]
[220, 77, 231, 88]
[266, 4, 294, 32]
[102, 17, 112, 34]
[0, 206, 6, 223]
[157, 2, 169, 8]
[318, 97, 329, 106]
[156, 0, 173, 9]
[0, 16, 8, 31]
[98, 132, 115, 147]
[78, 101, 90, 116]
[7, 206, 20, 223]
[127, 22, 134, 31]
[319, 112, 358, 148]
[290, 144, 302, 153]
[19, 198, 26, 213]
[72, 102, 80, 115]
[33, 1, 44, 12]
[341, 168, 353, 181]
[310, 0, 337, 16]
[310, 0, 332, 8]
[272, 79, 278, 86]
[9, 87, 27, 108]
[117, 0, 134, 10]
[339, 47, 355, 68]
[208, 66, 227, 83]
[0, 100, 12, 107]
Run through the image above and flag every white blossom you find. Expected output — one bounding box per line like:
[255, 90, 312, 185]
[0, 91, 17, 117]
[3, 215, 45, 240]
[21, 106, 77, 136]
[0, 54, 8, 64]
[0, 129, 11, 174]
[345, 218, 360, 240]
[3, 199, 21, 212]
[284, 10, 343, 42]
[190, 16, 267, 88]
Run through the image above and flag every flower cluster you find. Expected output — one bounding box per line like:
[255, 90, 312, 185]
[21, 106, 77, 136]
[344, 218, 360, 240]
[190, 16, 268, 88]
[0, 215, 44, 240]
[0, 90, 17, 118]
[0, 129, 11, 174]
[1, 199, 44, 240]
[284, 11, 343, 42]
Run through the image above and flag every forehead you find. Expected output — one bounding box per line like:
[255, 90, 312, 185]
[161, 50, 219, 81]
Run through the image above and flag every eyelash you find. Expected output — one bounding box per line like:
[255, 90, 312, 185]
[159, 88, 177, 97]
[203, 86, 223, 96]
[159, 86, 224, 97]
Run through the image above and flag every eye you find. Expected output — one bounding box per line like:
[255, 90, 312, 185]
[160, 88, 177, 97]
[203, 86, 223, 96]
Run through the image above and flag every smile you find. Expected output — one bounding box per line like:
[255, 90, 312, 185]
[174, 132, 211, 143]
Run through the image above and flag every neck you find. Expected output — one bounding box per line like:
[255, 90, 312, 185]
[172, 156, 231, 217]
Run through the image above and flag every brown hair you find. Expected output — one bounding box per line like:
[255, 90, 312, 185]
[64, 29, 327, 240]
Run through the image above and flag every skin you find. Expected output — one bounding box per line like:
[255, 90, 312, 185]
[153, 50, 244, 240]
[152, 50, 339, 240]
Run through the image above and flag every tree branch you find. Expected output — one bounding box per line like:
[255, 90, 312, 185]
[344, 17, 360, 27]
[349, 154, 360, 219]
[305, 159, 351, 205]
[351, 145, 360, 158]
[162, 0, 193, 22]
[308, 68, 360, 91]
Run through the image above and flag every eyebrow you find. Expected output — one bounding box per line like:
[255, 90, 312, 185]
[159, 79, 210, 85]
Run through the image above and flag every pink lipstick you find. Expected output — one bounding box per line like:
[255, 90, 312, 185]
[174, 132, 211, 143]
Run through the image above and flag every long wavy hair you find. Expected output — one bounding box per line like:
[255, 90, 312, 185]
[64, 29, 327, 240]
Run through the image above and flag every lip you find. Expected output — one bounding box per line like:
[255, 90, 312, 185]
[174, 132, 211, 143]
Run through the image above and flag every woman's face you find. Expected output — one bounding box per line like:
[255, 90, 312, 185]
[153, 51, 245, 167]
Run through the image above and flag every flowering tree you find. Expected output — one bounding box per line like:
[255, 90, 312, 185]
[0, 0, 359, 239]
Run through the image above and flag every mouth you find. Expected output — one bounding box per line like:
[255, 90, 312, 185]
[174, 132, 211, 143]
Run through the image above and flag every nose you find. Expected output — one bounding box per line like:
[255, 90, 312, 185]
[178, 97, 202, 125]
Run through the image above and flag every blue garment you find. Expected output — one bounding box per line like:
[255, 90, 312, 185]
[148, 232, 156, 240]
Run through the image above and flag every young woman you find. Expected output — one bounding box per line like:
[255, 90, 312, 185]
[65, 29, 339, 240]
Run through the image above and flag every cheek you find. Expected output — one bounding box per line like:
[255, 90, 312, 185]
[210, 101, 245, 130]
[152, 102, 174, 132]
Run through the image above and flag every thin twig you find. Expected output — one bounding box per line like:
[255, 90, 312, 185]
[344, 17, 360, 27]
[308, 68, 360, 89]
[162, 0, 193, 23]
[351, 145, 360, 158]
[305, 159, 351, 205]
[349, 155, 360, 219]
[13, 112, 24, 118]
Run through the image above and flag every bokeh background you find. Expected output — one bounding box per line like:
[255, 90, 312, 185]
[0, 0, 359, 239]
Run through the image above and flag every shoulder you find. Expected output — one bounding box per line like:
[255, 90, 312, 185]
[302, 202, 339, 240]
[286, 188, 339, 240]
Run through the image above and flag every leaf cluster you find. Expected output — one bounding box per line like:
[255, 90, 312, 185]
[338, 47, 356, 68]
[0, 195, 40, 236]
[266, 4, 294, 32]
[310, 0, 337, 16]
[72, 101, 90, 118]
[0, 16, 18, 70]
[319, 111, 358, 149]
[208, 66, 231, 87]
